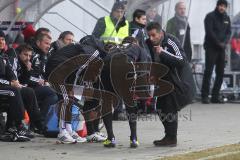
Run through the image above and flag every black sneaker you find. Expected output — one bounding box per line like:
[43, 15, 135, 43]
[211, 97, 224, 104]
[103, 138, 116, 148]
[130, 138, 139, 148]
[201, 97, 210, 104]
[153, 136, 177, 147]
[17, 127, 35, 139]
[4, 127, 30, 142]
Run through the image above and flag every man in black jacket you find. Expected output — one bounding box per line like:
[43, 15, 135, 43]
[15, 43, 58, 121]
[0, 31, 24, 131]
[50, 31, 74, 56]
[201, 0, 231, 104]
[146, 22, 187, 147]
[0, 31, 42, 138]
[130, 9, 150, 59]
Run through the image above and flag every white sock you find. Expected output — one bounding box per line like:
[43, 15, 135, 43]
[66, 123, 73, 134]
[59, 120, 66, 133]
[60, 128, 67, 134]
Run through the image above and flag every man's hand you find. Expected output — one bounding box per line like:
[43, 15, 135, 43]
[44, 81, 50, 86]
[154, 45, 163, 55]
[11, 80, 23, 88]
[38, 79, 45, 86]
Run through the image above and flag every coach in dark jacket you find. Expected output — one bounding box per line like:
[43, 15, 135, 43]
[146, 22, 187, 147]
[24, 34, 58, 120]
[0, 31, 24, 130]
[0, 31, 43, 134]
[201, 0, 231, 104]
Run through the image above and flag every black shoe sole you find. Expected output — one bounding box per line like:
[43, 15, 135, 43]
[154, 143, 177, 147]
[210, 101, 224, 104]
[104, 143, 116, 148]
[130, 144, 138, 148]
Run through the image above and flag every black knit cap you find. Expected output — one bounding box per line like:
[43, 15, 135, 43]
[217, 0, 228, 7]
[0, 30, 5, 39]
[111, 2, 125, 12]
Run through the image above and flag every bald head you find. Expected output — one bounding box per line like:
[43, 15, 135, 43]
[175, 1, 186, 17]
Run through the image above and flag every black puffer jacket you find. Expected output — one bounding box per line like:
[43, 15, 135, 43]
[204, 8, 231, 50]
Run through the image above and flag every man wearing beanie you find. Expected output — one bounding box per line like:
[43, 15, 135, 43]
[201, 0, 231, 104]
[92, 2, 129, 44]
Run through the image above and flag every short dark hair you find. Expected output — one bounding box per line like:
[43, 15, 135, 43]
[122, 36, 138, 45]
[146, 22, 162, 32]
[35, 33, 52, 42]
[17, 44, 33, 54]
[217, 0, 228, 7]
[35, 27, 50, 39]
[133, 9, 146, 21]
[58, 31, 74, 40]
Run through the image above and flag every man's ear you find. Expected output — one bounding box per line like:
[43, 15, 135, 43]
[36, 40, 40, 47]
[134, 17, 138, 22]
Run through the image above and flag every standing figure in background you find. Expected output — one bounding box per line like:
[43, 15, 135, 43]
[50, 31, 74, 55]
[130, 9, 151, 59]
[201, 0, 231, 104]
[166, 1, 192, 62]
[92, 2, 129, 44]
[146, 8, 162, 26]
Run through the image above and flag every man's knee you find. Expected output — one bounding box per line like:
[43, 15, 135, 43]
[20, 87, 35, 96]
